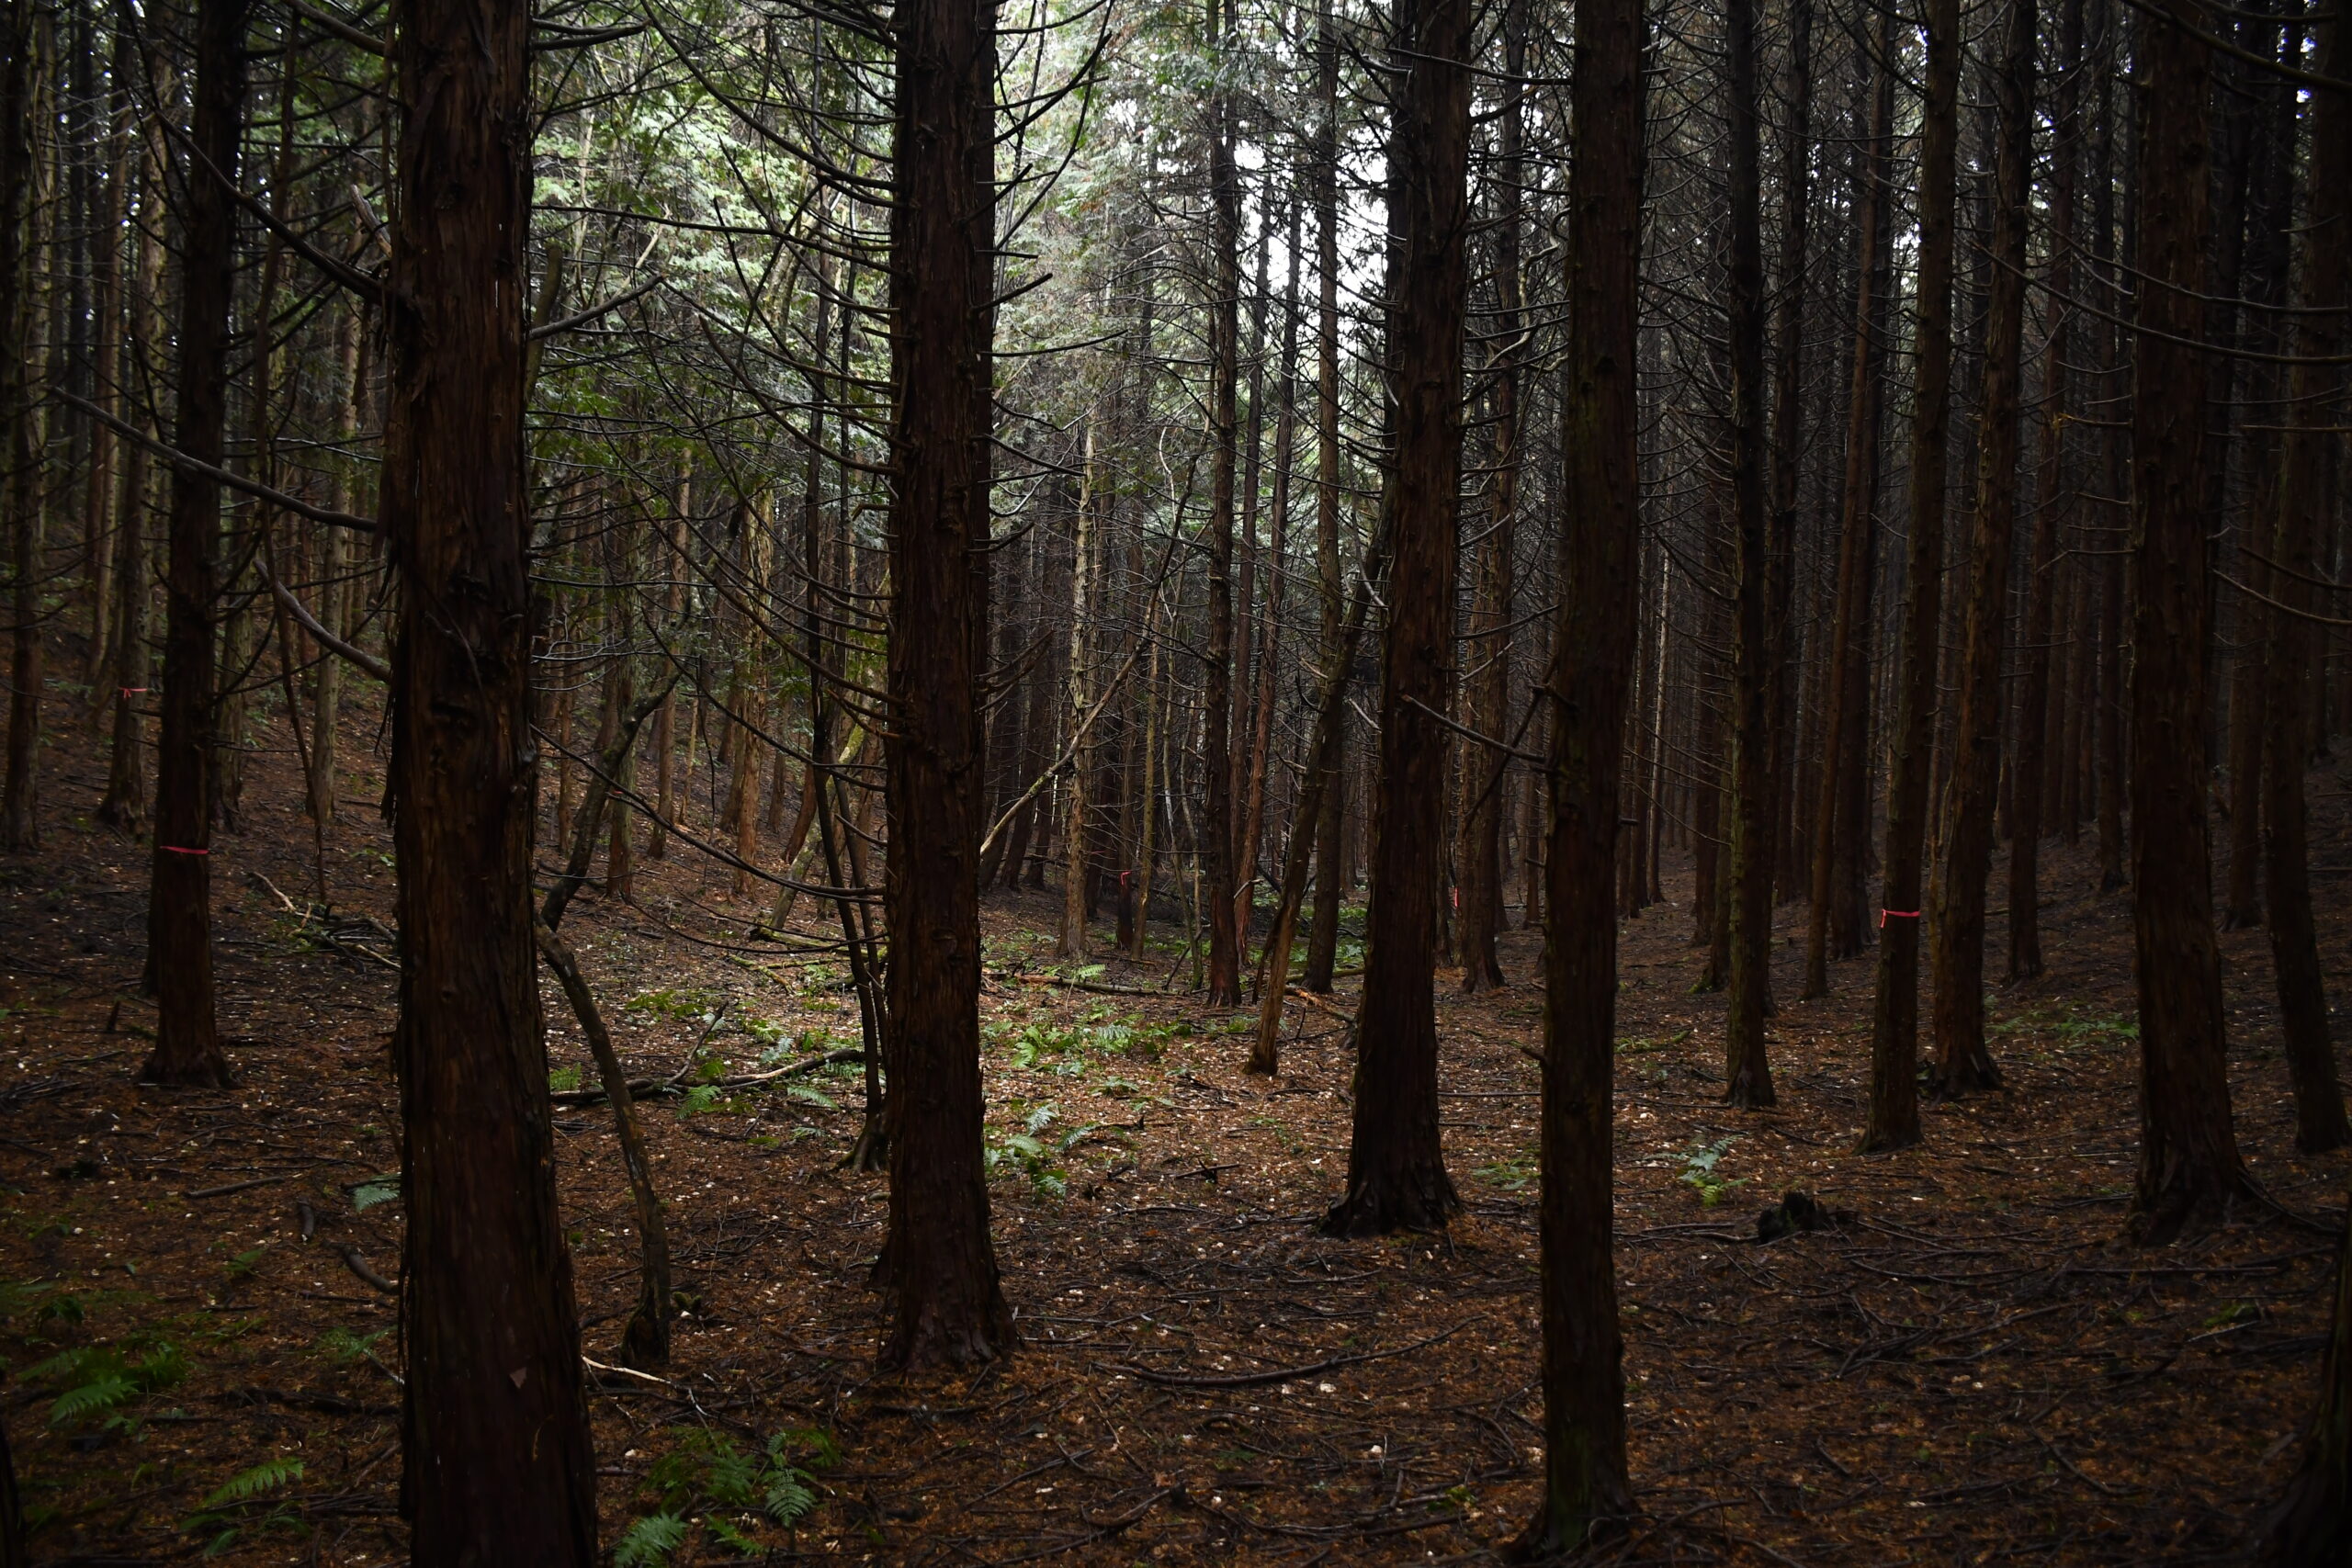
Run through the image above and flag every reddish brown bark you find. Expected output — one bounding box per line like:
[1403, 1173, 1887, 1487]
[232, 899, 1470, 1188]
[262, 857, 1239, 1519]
[382, 0, 600, 1544]
[1324, 0, 1470, 1237]
[2126, 0, 2252, 1244]
[879, 0, 1013, 1365]
[1510, 0, 1644, 1540]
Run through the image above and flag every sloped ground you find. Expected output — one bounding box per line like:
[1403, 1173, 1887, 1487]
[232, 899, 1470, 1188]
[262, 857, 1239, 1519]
[0, 700, 2344, 1565]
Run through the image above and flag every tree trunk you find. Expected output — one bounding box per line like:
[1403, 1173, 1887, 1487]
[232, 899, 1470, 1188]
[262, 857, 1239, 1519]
[2259, 7, 2352, 1156]
[1323, 0, 1470, 1237]
[879, 0, 1013, 1367]
[97, 123, 161, 836]
[1804, 19, 1894, 999]
[1721, 0, 1777, 1108]
[1459, 0, 1525, 993]
[1511, 0, 1644, 1540]
[2008, 0, 2083, 981]
[141, 0, 247, 1085]
[1925, 0, 2032, 1096]
[1303, 0, 1348, 995]
[0, 0, 46, 854]
[1863, 0, 1960, 1151]
[2127, 0, 2250, 1245]
[1202, 0, 1243, 1007]
[383, 0, 600, 1543]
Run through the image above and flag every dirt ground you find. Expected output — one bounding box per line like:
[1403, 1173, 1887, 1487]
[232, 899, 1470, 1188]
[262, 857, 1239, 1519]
[0, 694, 2345, 1566]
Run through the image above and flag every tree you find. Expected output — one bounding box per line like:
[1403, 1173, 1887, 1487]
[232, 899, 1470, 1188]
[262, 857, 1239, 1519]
[1720, 0, 1775, 1109]
[1803, 17, 1894, 1000]
[1201, 0, 1244, 1009]
[2126, 0, 2251, 1244]
[1324, 0, 1471, 1237]
[2261, 1190, 2352, 1564]
[1925, 0, 2032, 1097]
[383, 0, 599, 1545]
[141, 0, 247, 1088]
[877, 0, 1014, 1364]
[1862, 0, 1959, 1153]
[2258, 6, 2352, 1156]
[1302, 0, 1349, 997]
[1510, 0, 1645, 1540]
[1456, 0, 1526, 995]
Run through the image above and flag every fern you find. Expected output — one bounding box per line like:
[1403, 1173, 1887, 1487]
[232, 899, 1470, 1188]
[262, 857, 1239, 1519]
[50, 1374, 135, 1427]
[706, 1516, 765, 1553]
[613, 1512, 688, 1567]
[763, 1466, 816, 1526]
[202, 1456, 304, 1510]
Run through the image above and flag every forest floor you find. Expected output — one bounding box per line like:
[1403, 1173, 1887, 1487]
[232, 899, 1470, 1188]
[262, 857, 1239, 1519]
[0, 702, 2346, 1567]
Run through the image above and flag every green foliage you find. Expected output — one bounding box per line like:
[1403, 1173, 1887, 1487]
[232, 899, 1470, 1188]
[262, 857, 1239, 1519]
[677, 1084, 750, 1119]
[1677, 1136, 1747, 1207]
[351, 1175, 401, 1213]
[548, 1066, 583, 1093]
[312, 1328, 386, 1364]
[613, 1512, 689, 1567]
[25, 1336, 187, 1427]
[626, 1426, 831, 1561]
[183, 1456, 305, 1557]
[1616, 1027, 1692, 1055]
[1474, 1153, 1536, 1191]
[627, 987, 726, 1022]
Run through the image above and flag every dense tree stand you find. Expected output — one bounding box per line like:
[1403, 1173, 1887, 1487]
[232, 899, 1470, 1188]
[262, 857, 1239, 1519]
[1324, 0, 1470, 1241]
[2262, 1194, 2352, 1565]
[382, 0, 600, 1547]
[876, 0, 1013, 1365]
[1510, 0, 1643, 1542]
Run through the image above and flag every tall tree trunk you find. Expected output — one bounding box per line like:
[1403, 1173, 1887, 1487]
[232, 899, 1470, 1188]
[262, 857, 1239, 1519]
[2127, 0, 2250, 1244]
[1863, 0, 1960, 1151]
[97, 120, 161, 837]
[1804, 19, 1894, 998]
[1512, 0, 1644, 1539]
[1926, 0, 2033, 1095]
[1303, 0, 1348, 994]
[1764, 0, 1813, 916]
[141, 0, 247, 1084]
[1460, 0, 1525, 994]
[0, 0, 45, 853]
[1323, 0, 1471, 1237]
[2259, 8, 2352, 1156]
[1238, 208, 1298, 965]
[1722, 0, 1777, 1108]
[1202, 0, 1244, 1007]
[2094, 46, 2129, 892]
[2009, 0, 2083, 981]
[1059, 432, 1097, 958]
[383, 0, 599, 1543]
[879, 0, 1012, 1366]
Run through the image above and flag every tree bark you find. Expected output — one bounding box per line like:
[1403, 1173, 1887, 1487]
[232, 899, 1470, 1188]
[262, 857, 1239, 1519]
[1323, 0, 1471, 1237]
[2008, 0, 2084, 981]
[141, 0, 247, 1086]
[1303, 0, 1348, 995]
[1863, 0, 1960, 1151]
[2260, 1190, 2352, 1564]
[1803, 19, 1894, 999]
[2259, 7, 2352, 1156]
[879, 0, 1013, 1366]
[1925, 0, 2032, 1096]
[2127, 0, 2251, 1245]
[1458, 0, 1525, 994]
[1202, 0, 1244, 1007]
[0, 0, 45, 854]
[1722, 0, 1777, 1108]
[1510, 0, 1644, 1540]
[383, 0, 599, 1543]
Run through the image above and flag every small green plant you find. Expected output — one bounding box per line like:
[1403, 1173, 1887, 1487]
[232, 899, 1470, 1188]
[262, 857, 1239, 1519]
[313, 1328, 386, 1364]
[1616, 1027, 1692, 1055]
[620, 1427, 830, 1562]
[1677, 1136, 1747, 1207]
[627, 986, 726, 1022]
[986, 1104, 1070, 1198]
[677, 1084, 750, 1119]
[548, 1066, 582, 1093]
[222, 1247, 266, 1282]
[25, 1336, 188, 1427]
[183, 1456, 305, 1557]
[350, 1176, 400, 1213]
[1474, 1153, 1537, 1192]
